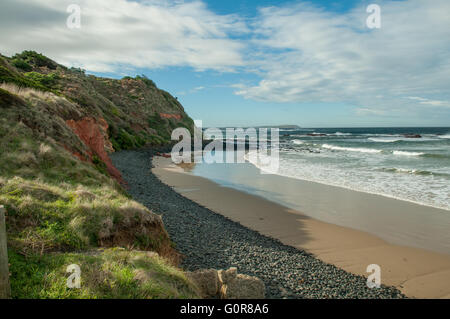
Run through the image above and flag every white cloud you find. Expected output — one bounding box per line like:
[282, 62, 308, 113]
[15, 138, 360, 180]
[406, 96, 450, 108]
[177, 85, 205, 95]
[0, 0, 247, 72]
[0, 0, 449, 120]
[235, 0, 450, 114]
[355, 108, 386, 116]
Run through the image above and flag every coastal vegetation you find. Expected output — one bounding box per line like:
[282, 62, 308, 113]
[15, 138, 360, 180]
[0, 51, 199, 298]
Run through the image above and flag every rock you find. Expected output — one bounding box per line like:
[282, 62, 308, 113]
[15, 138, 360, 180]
[187, 267, 265, 299]
[155, 152, 171, 158]
[219, 268, 265, 299]
[307, 133, 327, 137]
[219, 267, 237, 283]
[404, 134, 422, 138]
[186, 269, 220, 298]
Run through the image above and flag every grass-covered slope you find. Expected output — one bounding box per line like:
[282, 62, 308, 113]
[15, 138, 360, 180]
[0, 51, 200, 299]
[10, 248, 198, 299]
[0, 51, 195, 150]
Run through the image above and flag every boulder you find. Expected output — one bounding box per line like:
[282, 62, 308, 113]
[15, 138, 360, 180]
[404, 134, 422, 138]
[187, 267, 265, 299]
[219, 267, 237, 284]
[219, 267, 265, 299]
[307, 133, 327, 137]
[186, 269, 220, 298]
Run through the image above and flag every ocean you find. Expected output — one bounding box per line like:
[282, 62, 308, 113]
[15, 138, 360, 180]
[245, 127, 450, 211]
[194, 127, 450, 253]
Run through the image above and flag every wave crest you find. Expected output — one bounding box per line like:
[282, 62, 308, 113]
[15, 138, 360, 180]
[322, 144, 381, 154]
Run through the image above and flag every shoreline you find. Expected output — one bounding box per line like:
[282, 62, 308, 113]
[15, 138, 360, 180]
[152, 155, 450, 299]
[111, 149, 406, 299]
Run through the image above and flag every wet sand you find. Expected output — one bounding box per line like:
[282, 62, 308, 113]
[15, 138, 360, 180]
[153, 156, 450, 298]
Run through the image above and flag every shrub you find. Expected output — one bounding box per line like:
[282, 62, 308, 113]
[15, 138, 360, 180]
[0, 66, 46, 90]
[24, 72, 59, 88]
[13, 51, 58, 70]
[148, 113, 171, 140]
[12, 59, 32, 72]
[135, 74, 156, 88]
[113, 129, 138, 150]
[69, 67, 86, 75]
[0, 88, 23, 107]
[92, 155, 109, 176]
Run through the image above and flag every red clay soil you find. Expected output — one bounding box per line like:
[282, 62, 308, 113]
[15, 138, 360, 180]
[66, 117, 125, 184]
[155, 152, 171, 158]
[159, 113, 182, 120]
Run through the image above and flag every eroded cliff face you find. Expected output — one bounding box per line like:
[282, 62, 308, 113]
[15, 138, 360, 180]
[0, 51, 195, 154]
[0, 51, 199, 299]
[159, 113, 182, 120]
[66, 117, 123, 184]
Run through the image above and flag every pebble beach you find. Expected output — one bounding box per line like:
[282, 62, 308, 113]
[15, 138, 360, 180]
[111, 148, 406, 299]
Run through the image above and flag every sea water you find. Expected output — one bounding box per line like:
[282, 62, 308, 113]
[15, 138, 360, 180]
[192, 127, 450, 253]
[247, 127, 450, 211]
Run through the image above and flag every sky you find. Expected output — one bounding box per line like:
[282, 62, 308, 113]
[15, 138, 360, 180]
[1, 0, 449, 127]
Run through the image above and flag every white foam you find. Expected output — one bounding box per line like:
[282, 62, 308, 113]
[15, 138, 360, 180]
[292, 139, 304, 145]
[369, 137, 401, 143]
[369, 137, 439, 142]
[245, 151, 450, 211]
[393, 151, 424, 157]
[322, 144, 382, 154]
[438, 134, 450, 139]
[334, 132, 352, 136]
[395, 168, 417, 173]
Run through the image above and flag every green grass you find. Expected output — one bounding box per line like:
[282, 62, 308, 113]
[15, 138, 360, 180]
[0, 53, 199, 298]
[0, 87, 198, 298]
[24, 71, 59, 88]
[9, 248, 199, 299]
[0, 65, 47, 91]
[0, 117, 172, 257]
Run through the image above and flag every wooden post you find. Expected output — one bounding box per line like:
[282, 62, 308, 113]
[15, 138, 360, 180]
[0, 205, 11, 299]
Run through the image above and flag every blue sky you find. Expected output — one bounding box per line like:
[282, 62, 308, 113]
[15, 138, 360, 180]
[1, 0, 449, 127]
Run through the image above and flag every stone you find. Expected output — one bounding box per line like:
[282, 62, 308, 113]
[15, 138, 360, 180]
[186, 269, 220, 298]
[218, 267, 265, 299]
[219, 267, 237, 284]
[404, 134, 422, 138]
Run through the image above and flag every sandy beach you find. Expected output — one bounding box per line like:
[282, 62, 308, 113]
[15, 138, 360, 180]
[152, 156, 450, 299]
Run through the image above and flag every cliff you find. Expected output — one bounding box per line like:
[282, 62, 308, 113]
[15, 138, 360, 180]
[0, 50, 194, 182]
[0, 51, 199, 298]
